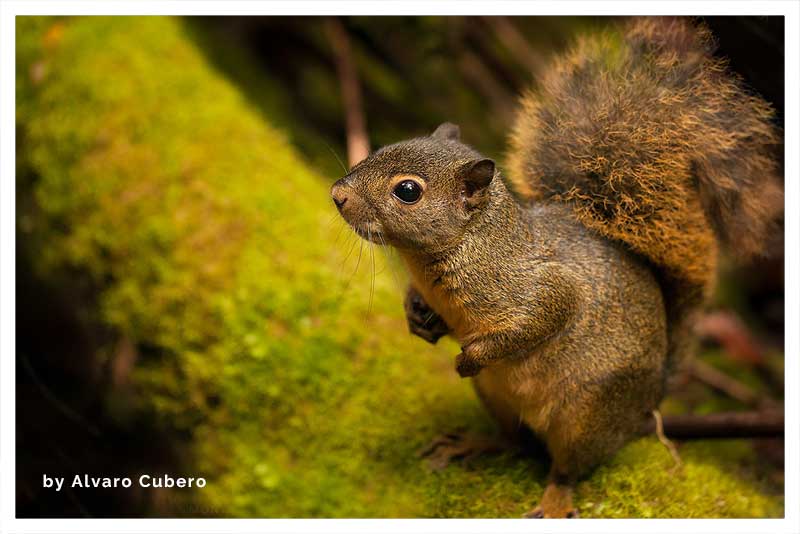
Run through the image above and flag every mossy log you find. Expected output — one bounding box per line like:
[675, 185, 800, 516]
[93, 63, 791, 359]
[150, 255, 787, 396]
[16, 16, 783, 518]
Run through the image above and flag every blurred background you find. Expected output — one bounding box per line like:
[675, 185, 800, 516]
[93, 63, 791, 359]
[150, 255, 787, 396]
[15, 16, 784, 518]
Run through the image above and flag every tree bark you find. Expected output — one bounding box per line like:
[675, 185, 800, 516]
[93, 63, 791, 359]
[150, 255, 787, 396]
[325, 17, 370, 168]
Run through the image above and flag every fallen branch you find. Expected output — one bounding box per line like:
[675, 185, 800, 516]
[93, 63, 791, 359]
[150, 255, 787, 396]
[694, 310, 784, 398]
[695, 310, 765, 366]
[644, 410, 784, 440]
[688, 359, 778, 408]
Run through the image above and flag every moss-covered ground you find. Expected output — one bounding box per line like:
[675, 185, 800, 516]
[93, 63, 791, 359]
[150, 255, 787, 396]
[16, 16, 783, 518]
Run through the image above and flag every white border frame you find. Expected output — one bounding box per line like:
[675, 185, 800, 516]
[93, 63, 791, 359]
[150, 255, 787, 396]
[1, 2, 797, 533]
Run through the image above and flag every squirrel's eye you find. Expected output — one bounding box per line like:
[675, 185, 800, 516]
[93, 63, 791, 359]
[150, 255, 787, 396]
[392, 180, 423, 204]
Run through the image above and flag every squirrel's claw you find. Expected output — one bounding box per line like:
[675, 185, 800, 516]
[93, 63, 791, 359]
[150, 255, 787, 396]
[523, 507, 545, 519]
[404, 288, 449, 344]
[523, 506, 579, 519]
[525, 479, 579, 518]
[417, 431, 510, 471]
[455, 352, 483, 377]
[409, 320, 448, 344]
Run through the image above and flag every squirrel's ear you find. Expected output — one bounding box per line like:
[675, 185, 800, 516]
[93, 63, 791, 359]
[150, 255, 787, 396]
[460, 158, 495, 209]
[431, 122, 460, 141]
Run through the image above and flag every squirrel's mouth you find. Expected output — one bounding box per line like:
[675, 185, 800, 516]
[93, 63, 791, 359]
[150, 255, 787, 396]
[353, 224, 385, 245]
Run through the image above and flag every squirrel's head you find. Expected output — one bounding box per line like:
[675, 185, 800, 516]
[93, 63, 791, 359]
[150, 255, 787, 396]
[330, 123, 496, 252]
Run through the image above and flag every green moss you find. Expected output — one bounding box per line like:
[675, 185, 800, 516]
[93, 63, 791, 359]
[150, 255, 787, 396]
[16, 15, 782, 518]
[578, 439, 782, 518]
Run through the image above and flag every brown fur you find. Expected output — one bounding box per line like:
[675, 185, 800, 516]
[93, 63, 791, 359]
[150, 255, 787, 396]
[331, 17, 783, 518]
[508, 17, 783, 369]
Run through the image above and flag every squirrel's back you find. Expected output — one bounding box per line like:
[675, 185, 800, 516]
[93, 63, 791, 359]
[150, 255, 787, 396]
[507, 17, 783, 367]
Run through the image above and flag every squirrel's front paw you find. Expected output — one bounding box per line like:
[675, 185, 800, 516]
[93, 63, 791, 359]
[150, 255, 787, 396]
[455, 351, 483, 377]
[405, 288, 449, 344]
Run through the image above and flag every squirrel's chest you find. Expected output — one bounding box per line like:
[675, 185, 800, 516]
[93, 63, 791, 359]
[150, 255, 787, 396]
[404, 260, 480, 341]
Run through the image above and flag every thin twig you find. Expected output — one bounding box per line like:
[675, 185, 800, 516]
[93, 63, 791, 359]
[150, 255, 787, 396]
[652, 409, 683, 473]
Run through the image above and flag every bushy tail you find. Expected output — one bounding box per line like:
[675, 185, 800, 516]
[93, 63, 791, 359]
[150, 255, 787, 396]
[507, 17, 783, 369]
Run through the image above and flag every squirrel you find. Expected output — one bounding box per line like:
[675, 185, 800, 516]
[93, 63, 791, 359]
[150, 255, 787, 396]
[330, 17, 782, 518]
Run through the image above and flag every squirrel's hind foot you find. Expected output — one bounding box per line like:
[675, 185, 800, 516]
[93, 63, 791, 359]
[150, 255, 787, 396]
[524, 480, 578, 518]
[416, 431, 511, 471]
[523, 506, 579, 519]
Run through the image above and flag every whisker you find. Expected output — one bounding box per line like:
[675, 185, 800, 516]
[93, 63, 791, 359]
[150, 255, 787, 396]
[378, 234, 403, 291]
[367, 228, 376, 318]
[325, 209, 341, 228]
[352, 238, 364, 280]
[333, 218, 351, 248]
[332, 234, 360, 306]
[340, 232, 359, 271]
[333, 227, 344, 248]
[373, 253, 387, 276]
[325, 142, 349, 174]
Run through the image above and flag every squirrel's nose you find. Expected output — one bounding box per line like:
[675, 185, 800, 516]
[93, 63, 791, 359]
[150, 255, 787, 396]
[331, 181, 348, 210]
